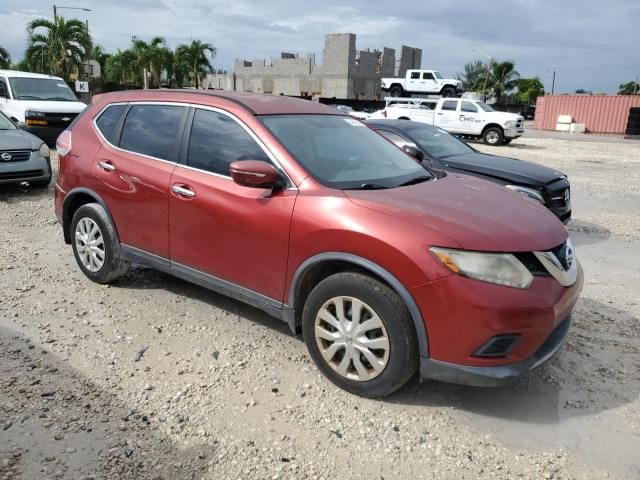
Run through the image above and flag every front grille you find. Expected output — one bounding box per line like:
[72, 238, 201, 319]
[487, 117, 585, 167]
[41, 112, 78, 128]
[0, 170, 45, 181]
[544, 177, 570, 208]
[516, 118, 524, 128]
[514, 252, 549, 276]
[0, 150, 31, 162]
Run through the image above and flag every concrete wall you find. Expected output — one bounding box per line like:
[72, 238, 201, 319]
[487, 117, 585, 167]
[398, 45, 422, 77]
[204, 33, 421, 100]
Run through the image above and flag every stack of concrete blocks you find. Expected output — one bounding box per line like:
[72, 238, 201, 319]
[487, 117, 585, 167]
[556, 115, 572, 132]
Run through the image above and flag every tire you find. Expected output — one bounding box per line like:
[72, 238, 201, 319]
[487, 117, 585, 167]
[398, 117, 411, 120]
[627, 113, 640, 121]
[629, 107, 640, 115]
[502, 138, 513, 145]
[626, 120, 640, 129]
[70, 203, 129, 284]
[302, 272, 419, 398]
[441, 86, 456, 98]
[482, 126, 504, 145]
[389, 85, 404, 97]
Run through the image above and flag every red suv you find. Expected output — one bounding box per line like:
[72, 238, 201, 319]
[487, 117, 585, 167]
[54, 91, 583, 397]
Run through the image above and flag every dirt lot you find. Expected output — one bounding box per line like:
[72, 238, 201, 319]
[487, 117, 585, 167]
[1, 136, 639, 480]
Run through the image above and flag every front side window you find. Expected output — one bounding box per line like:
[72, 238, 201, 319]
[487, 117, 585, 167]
[422, 72, 434, 80]
[0, 112, 16, 130]
[441, 100, 458, 111]
[8, 77, 77, 101]
[187, 109, 269, 176]
[377, 130, 415, 149]
[95, 104, 126, 140]
[461, 101, 478, 113]
[261, 115, 430, 189]
[119, 104, 186, 161]
[477, 102, 495, 112]
[0, 78, 9, 98]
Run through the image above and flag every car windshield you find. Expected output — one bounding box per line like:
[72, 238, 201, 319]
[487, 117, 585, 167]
[0, 112, 16, 130]
[261, 115, 431, 189]
[9, 77, 78, 101]
[406, 125, 474, 158]
[477, 102, 495, 112]
[433, 71, 443, 79]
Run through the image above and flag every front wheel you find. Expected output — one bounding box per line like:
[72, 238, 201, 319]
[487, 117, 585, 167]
[482, 127, 504, 145]
[302, 272, 418, 398]
[441, 86, 456, 98]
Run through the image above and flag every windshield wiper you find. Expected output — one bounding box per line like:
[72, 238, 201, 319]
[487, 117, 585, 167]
[347, 183, 389, 190]
[46, 97, 73, 101]
[397, 175, 431, 187]
[17, 95, 45, 100]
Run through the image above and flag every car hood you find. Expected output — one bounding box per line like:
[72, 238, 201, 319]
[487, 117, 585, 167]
[344, 173, 567, 252]
[486, 111, 522, 123]
[15, 100, 86, 114]
[441, 152, 565, 188]
[0, 128, 42, 150]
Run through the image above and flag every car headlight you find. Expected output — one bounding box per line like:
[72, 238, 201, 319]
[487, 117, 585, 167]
[504, 120, 516, 128]
[505, 185, 545, 204]
[38, 143, 51, 159]
[430, 247, 533, 289]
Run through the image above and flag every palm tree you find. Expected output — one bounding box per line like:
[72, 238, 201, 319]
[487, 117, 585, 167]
[90, 45, 111, 76]
[104, 48, 139, 84]
[175, 40, 215, 89]
[0, 46, 11, 69]
[26, 16, 92, 80]
[618, 81, 640, 95]
[130, 36, 173, 88]
[474, 60, 520, 102]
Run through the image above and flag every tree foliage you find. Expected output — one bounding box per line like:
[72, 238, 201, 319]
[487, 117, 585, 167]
[618, 81, 640, 95]
[473, 60, 520, 102]
[457, 60, 486, 91]
[175, 40, 215, 89]
[26, 16, 92, 80]
[0, 46, 11, 69]
[514, 77, 545, 104]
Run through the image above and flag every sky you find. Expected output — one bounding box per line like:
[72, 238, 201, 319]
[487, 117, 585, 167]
[1, 0, 639, 93]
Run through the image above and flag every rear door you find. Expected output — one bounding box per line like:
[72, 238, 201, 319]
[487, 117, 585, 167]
[92, 102, 188, 259]
[434, 100, 460, 130]
[168, 106, 297, 302]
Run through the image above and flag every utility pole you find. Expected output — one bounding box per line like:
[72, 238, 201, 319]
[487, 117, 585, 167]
[551, 70, 556, 95]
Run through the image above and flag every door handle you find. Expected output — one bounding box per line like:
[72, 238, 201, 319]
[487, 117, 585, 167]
[98, 160, 116, 172]
[437, 112, 443, 115]
[171, 184, 196, 198]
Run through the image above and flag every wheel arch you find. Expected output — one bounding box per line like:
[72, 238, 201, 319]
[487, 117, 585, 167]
[62, 188, 118, 244]
[287, 252, 429, 358]
[481, 123, 504, 134]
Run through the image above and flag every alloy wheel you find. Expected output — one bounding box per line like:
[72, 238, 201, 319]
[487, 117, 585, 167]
[314, 296, 390, 381]
[75, 217, 105, 272]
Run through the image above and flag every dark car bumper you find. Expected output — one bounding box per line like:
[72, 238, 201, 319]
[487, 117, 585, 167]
[21, 125, 66, 146]
[420, 315, 572, 386]
[0, 151, 51, 185]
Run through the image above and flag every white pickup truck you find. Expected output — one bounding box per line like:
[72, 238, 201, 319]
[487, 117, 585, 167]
[380, 69, 463, 98]
[368, 98, 525, 145]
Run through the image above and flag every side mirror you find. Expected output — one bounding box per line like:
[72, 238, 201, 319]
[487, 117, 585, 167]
[402, 144, 424, 162]
[229, 160, 285, 189]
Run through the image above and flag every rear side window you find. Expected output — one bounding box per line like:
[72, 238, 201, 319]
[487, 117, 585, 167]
[95, 104, 126, 140]
[119, 104, 186, 161]
[410, 72, 420, 79]
[187, 109, 269, 176]
[441, 100, 458, 111]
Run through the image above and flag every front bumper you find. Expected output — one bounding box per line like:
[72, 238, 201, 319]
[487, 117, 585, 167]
[0, 151, 51, 185]
[414, 262, 583, 386]
[505, 127, 525, 139]
[21, 124, 66, 146]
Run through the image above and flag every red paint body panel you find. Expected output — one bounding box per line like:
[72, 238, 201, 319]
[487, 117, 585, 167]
[169, 165, 296, 301]
[56, 90, 583, 381]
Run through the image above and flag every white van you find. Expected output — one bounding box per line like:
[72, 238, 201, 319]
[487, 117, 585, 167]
[0, 70, 87, 145]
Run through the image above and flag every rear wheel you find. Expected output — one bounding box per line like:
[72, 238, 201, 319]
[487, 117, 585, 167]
[389, 85, 404, 97]
[482, 126, 504, 145]
[71, 203, 129, 284]
[302, 272, 418, 398]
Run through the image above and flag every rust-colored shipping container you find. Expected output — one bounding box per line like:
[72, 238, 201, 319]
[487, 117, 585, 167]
[534, 95, 640, 133]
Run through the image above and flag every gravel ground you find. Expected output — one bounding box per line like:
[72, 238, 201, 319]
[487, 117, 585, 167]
[1, 136, 639, 479]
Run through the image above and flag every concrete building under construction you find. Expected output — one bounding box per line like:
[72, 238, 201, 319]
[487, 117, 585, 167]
[204, 33, 422, 100]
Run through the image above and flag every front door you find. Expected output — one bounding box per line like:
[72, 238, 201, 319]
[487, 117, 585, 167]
[169, 107, 297, 302]
[435, 100, 460, 130]
[92, 103, 188, 259]
[456, 100, 483, 134]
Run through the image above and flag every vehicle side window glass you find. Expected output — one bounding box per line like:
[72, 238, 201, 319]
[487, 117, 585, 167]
[442, 100, 458, 111]
[95, 104, 126, 140]
[377, 130, 414, 149]
[422, 72, 434, 80]
[187, 109, 270, 176]
[0, 78, 9, 98]
[119, 104, 186, 161]
[410, 72, 420, 79]
[461, 101, 478, 113]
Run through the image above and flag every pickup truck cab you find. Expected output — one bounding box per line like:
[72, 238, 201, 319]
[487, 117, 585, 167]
[380, 70, 463, 98]
[0, 70, 87, 145]
[369, 98, 525, 145]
